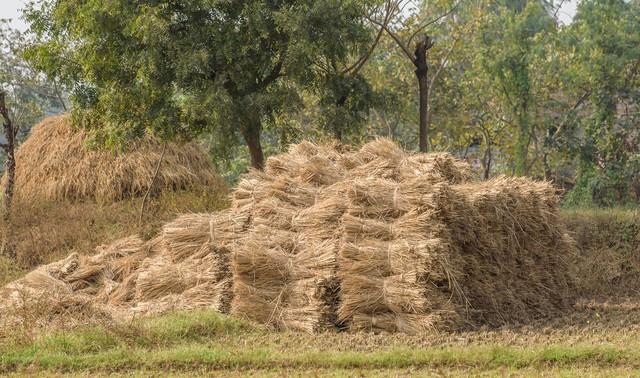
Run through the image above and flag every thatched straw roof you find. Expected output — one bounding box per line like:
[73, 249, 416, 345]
[8, 114, 220, 202]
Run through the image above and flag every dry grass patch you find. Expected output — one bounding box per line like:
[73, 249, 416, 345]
[562, 208, 640, 300]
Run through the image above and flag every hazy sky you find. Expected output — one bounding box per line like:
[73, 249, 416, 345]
[2, 0, 28, 31]
[2, 0, 579, 32]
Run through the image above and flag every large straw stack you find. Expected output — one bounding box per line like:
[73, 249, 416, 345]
[1, 138, 575, 333]
[229, 138, 573, 332]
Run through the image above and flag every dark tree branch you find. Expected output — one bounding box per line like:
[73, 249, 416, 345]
[346, 0, 400, 75]
[553, 0, 566, 19]
[344, 20, 386, 75]
[551, 89, 592, 140]
[366, 14, 415, 63]
[407, 0, 463, 47]
[254, 50, 287, 92]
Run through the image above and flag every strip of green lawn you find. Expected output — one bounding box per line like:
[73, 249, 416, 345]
[0, 310, 637, 373]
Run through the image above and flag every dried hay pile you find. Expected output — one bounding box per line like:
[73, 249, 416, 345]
[0, 211, 245, 328]
[8, 114, 220, 203]
[0, 138, 575, 334]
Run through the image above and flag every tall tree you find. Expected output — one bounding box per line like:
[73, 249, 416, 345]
[24, 0, 373, 169]
[473, 1, 555, 176]
[368, 0, 462, 152]
[562, 0, 640, 205]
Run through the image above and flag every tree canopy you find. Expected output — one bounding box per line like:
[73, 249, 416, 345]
[4, 0, 639, 205]
[24, 0, 376, 168]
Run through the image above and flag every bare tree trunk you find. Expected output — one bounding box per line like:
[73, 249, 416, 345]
[243, 120, 265, 170]
[482, 145, 492, 180]
[480, 127, 492, 180]
[542, 153, 552, 181]
[416, 72, 429, 152]
[53, 79, 67, 112]
[414, 36, 433, 153]
[333, 95, 347, 142]
[514, 98, 531, 176]
[0, 92, 16, 219]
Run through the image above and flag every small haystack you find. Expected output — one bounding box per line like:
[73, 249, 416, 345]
[0, 210, 245, 327]
[8, 114, 220, 202]
[0, 138, 576, 334]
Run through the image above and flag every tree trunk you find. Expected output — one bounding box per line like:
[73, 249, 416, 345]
[514, 110, 530, 176]
[332, 95, 348, 142]
[333, 127, 343, 142]
[242, 120, 265, 170]
[414, 36, 433, 153]
[416, 71, 429, 152]
[0, 92, 15, 219]
[479, 125, 493, 180]
[482, 145, 492, 180]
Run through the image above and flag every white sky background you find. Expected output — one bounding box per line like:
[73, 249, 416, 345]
[2, 0, 29, 31]
[2, 0, 579, 32]
[556, 0, 578, 25]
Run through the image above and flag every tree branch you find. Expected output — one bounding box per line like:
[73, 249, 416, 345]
[553, 0, 566, 19]
[407, 0, 463, 47]
[367, 14, 415, 63]
[428, 36, 459, 95]
[256, 50, 286, 90]
[551, 89, 592, 140]
[344, 16, 388, 75]
[139, 141, 167, 224]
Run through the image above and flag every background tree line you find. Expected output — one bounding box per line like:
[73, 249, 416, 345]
[1, 0, 639, 207]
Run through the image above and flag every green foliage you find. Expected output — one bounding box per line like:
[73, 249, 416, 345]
[473, 1, 556, 175]
[317, 73, 375, 139]
[23, 0, 376, 167]
[564, 0, 640, 205]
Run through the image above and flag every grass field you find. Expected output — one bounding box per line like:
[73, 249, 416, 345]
[2, 299, 640, 376]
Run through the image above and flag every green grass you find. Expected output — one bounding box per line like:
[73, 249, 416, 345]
[1, 310, 639, 375]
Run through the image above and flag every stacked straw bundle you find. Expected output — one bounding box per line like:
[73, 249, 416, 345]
[338, 177, 574, 332]
[7, 114, 221, 203]
[230, 142, 355, 331]
[1, 137, 575, 333]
